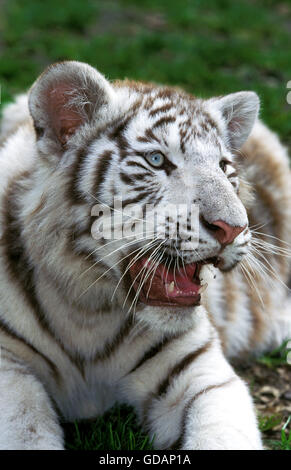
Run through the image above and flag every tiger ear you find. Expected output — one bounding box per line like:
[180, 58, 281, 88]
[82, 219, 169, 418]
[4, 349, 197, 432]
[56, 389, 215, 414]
[211, 91, 260, 150]
[28, 61, 115, 154]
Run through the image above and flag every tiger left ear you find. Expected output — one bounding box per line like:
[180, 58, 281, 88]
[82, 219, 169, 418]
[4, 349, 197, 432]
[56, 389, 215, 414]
[28, 61, 115, 155]
[211, 91, 260, 150]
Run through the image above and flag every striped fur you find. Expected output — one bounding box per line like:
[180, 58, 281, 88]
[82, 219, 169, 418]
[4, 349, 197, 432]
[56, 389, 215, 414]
[0, 61, 290, 449]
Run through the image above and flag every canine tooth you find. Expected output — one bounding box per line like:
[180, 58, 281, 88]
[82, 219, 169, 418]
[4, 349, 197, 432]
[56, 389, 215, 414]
[198, 283, 208, 294]
[168, 281, 175, 293]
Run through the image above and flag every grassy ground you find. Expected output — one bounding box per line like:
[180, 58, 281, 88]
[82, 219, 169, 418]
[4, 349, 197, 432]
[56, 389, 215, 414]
[1, 0, 291, 450]
[238, 343, 291, 450]
[64, 406, 154, 451]
[1, 0, 291, 144]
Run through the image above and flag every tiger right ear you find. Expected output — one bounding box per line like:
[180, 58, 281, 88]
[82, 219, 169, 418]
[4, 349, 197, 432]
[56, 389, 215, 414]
[28, 61, 115, 155]
[210, 91, 260, 150]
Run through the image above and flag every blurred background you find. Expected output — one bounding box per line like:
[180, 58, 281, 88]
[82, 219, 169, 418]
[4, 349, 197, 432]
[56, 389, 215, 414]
[1, 0, 291, 450]
[0, 0, 291, 146]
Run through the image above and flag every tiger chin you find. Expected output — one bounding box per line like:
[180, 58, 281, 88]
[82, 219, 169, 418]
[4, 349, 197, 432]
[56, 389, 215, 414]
[0, 61, 290, 450]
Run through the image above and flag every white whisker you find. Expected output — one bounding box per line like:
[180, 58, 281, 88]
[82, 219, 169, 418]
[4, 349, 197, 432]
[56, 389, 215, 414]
[126, 239, 167, 316]
[84, 230, 156, 260]
[111, 237, 161, 304]
[122, 238, 163, 309]
[240, 258, 265, 307]
[78, 238, 159, 299]
[251, 230, 291, 248]
[79, 234, 156, 279]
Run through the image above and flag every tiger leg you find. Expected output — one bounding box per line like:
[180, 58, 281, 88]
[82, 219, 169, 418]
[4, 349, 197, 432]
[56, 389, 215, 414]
[120, 307, 262, 450]
[0, 348, 64, 450]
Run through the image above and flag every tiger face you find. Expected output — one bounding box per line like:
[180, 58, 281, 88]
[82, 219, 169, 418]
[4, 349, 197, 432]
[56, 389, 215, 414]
[28, 61, 259, 311]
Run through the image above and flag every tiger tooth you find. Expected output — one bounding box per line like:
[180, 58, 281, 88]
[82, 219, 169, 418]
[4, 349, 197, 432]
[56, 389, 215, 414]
[168, 281, 175, 293]
[198, 283, 208, 294]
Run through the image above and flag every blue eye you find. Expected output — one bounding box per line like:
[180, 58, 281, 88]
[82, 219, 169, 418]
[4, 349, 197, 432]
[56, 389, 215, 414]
[145, 152, 164, 168]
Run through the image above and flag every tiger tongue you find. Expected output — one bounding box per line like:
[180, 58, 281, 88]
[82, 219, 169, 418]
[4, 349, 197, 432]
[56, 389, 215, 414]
[129, 257, 202, 306]
[153, 260, 198, 286]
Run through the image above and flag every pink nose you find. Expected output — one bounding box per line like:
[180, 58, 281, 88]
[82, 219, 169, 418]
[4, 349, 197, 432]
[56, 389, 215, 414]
[209, 220, 246, 245]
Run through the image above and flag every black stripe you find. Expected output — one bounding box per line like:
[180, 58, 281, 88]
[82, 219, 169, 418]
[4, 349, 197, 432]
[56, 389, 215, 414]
[162, 157, 177, 176]
[133, 173, 148, 181]
[128, 185, 150, 193]
[126, 161, 154, 174]
[129, 333, 183, 374]
[67, 147, 88, 204]
[152, 195, 163, 207]
[138, 128, 161, 145]
[1, 174, 85, 376]
[121, 172, 149, 184]
[93, 316, 134, 362]
[149, 103, 174, 118]
[157, 339, 212, 397]
[170, 377, 237, 449]
[93, 150, 113, 199]
[120, 172, 135, 186]
[0, 317, 61, 383]
[203, 112, 220, 135]
[152, 116, 176, 130]
[2, 176, 56, 340]
[141, 338, 213, 428]
[157, 88, 176, 100]
[109, 116, 132, 160]
[122, 190, 152, 207]
[179, 131, 186, 153]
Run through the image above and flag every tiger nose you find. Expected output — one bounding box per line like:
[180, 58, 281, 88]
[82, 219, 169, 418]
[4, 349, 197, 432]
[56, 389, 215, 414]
[203, 218, 246, 245]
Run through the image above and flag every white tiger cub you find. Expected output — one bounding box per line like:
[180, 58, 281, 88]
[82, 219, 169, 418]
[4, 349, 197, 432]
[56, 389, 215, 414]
[0, 61, 290, 450]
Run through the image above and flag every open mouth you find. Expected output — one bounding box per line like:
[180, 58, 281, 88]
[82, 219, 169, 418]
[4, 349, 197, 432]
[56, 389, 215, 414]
[129, 256, 219, 307]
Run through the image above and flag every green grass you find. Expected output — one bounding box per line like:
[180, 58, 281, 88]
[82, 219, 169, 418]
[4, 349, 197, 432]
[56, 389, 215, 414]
[262, 416, 291, 450]
[259, 414, 282, 433]
[257, 340, 291, 368]
[1, 0, 291, 144]
[280, 417, 291, 450]
[64, 405, 154, 450]
[1, 0, 291, 451]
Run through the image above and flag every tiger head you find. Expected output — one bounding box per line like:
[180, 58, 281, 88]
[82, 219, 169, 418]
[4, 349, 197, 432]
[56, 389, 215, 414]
[28, 61, 259, 317]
